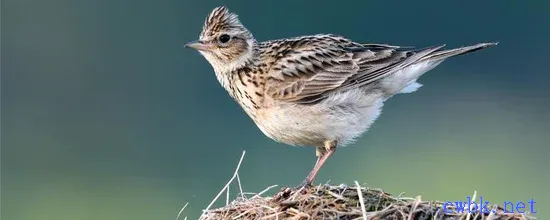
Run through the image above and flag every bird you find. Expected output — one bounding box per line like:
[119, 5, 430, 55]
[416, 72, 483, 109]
[185, 6, 497, 188]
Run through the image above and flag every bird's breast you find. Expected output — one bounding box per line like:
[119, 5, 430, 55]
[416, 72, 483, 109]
[251, 89, 386, 148]
[252, 104, 328, 147]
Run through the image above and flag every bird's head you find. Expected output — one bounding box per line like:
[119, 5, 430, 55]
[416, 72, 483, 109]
[185, 6, 256, 73]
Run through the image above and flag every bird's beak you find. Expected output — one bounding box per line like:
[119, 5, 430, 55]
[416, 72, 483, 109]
[184, 40, 209, 51]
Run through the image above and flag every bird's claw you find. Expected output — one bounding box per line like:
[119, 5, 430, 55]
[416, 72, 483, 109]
[295, 180, 313, 190]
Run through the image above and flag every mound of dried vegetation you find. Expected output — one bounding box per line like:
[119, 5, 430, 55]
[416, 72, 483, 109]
[178, 151, 535, 220]
[199, 184, 534, 220]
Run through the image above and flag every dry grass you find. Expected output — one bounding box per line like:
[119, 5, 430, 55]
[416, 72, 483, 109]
[179, 151, 536, 220]
[198, 184, 534, 220]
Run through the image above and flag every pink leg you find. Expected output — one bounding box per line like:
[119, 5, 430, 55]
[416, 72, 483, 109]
[299, 141, 337, 188]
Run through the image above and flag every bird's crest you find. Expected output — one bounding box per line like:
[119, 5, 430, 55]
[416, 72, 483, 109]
[200, 6, 248, 39]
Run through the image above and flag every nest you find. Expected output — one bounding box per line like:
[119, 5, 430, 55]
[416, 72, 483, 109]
[199, 184, 535, 220]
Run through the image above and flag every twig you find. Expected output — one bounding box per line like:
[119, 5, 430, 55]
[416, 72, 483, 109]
[203, 151, 247, 213]
[260, 205, 280, 220]
[251, 185, 279, 199]
[176, 202, 189, 220]
[487, 204, 498, 220]
[236, 173, 245, 199]
[226, 186, 230, 205]
[466, 190, 477, 220]
[232, 207, 256, 219]
[355, 181, 368, 220]
[407, 196, 421, 220]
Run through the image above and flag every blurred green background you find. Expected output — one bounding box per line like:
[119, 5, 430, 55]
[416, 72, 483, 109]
[2, 0, 549, 219]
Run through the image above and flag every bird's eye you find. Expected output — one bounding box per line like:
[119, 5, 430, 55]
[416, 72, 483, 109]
[218, 34, 231, 43]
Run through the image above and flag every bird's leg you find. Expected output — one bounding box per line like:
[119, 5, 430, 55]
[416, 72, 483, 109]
[297, 140, 337, 188]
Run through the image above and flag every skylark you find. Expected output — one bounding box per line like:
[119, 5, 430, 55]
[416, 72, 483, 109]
[185, 6, 497, 187]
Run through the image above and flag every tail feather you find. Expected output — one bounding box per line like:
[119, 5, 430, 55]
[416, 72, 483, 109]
[420, 42, 499, 62]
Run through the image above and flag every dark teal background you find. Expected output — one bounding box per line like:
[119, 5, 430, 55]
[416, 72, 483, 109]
[2, 0, 549, 219]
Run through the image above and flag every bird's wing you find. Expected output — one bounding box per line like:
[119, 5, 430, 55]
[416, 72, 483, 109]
[264, 36, 359, 103]
[265, 35, 444, 103]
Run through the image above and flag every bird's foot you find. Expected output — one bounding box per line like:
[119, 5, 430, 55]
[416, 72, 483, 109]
[272, 187, 293, 202]
[291, 179, 313, 195]
[272, 180, 313, 202]
[295, 179, 313, 191]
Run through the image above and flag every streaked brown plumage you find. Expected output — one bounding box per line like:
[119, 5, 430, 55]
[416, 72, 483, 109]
[185, 6, 497, 187]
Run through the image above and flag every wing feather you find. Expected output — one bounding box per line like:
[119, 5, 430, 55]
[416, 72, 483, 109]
[264, 35, 443, 104]
[266, 42, 358, 102]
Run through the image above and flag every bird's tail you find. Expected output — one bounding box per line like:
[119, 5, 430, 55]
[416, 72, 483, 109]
[387, 42, 498, 96]
[419, 42, 499, 62]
